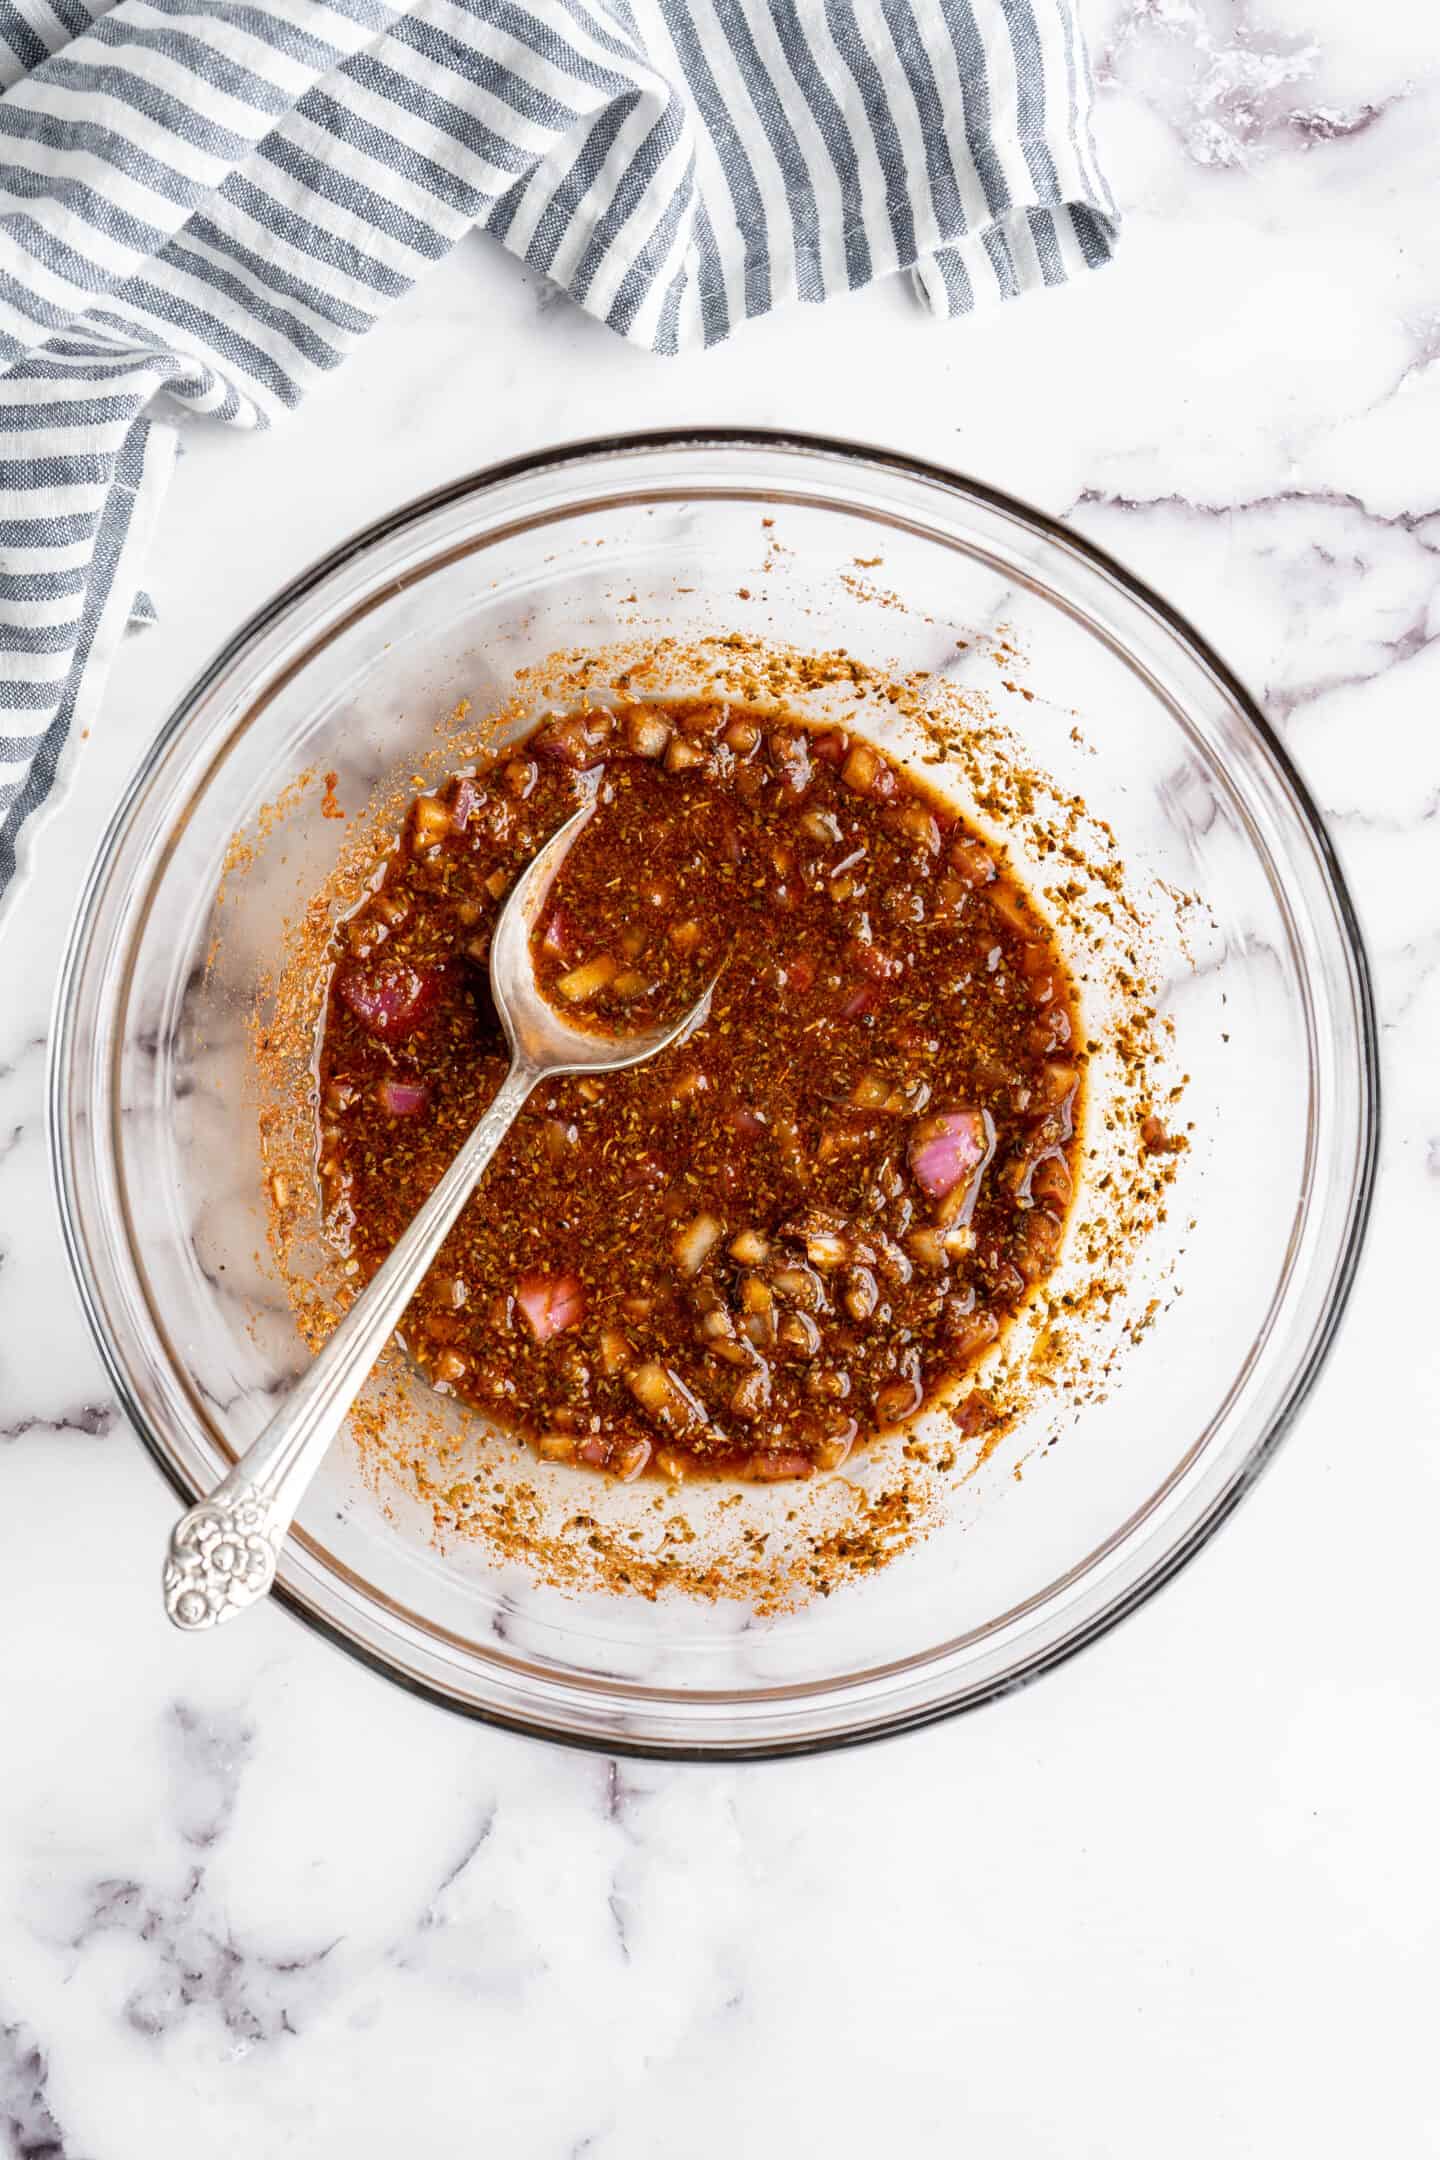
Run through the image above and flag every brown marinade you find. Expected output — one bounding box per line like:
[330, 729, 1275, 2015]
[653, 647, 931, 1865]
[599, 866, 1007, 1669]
[316, 700, 1082, 1483]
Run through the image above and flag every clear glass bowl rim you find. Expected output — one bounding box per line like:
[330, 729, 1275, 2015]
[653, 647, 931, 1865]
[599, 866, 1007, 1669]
[48, 427, 1381, 1758]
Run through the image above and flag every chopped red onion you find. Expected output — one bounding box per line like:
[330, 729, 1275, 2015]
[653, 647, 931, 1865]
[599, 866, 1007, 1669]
[907, 1107, 996, 1223]
[374, 1077, 430, 1118]
[516, 1270, 586, 1341]
[337, 960, 441, 1043]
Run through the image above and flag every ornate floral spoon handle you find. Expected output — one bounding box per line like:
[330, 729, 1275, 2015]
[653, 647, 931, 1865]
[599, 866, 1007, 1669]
[163, 1060, 538, 1631]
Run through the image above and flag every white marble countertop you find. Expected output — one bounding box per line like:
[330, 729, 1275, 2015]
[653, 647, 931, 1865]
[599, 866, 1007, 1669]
[3, 0, 1438, 2151]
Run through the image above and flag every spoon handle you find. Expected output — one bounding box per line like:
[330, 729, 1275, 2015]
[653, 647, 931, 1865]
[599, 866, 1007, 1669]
[163, 1057, 539, 1631]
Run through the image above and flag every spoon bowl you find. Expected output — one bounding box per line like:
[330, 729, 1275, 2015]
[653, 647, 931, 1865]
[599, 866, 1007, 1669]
[491, 799, 714, 1071]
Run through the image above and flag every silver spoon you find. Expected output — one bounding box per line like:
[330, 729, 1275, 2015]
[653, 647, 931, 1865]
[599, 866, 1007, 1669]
[163, 799, 715, 1632]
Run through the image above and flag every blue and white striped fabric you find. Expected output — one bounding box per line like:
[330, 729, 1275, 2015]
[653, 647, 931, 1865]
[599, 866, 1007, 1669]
[0, 0, 1116, 903]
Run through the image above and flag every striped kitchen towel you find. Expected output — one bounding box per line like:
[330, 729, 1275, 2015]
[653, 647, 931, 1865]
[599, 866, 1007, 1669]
[0, 0, 1117, 905]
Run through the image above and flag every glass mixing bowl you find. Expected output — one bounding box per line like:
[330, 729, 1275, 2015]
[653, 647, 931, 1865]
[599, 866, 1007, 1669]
[50, 432, 1378, 1756]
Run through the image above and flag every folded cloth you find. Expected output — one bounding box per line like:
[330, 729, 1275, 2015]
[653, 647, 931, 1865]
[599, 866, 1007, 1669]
[0, 0, 1116, 905]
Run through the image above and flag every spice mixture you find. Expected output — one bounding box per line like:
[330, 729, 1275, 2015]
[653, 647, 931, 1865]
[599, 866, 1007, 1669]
[315, 699, 1082, 1484]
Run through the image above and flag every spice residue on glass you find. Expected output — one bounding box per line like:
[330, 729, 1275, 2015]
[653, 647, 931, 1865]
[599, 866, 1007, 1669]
[316, 700, 1082, 1484]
